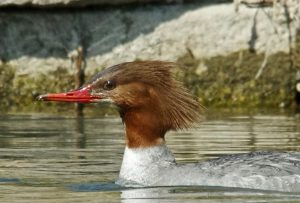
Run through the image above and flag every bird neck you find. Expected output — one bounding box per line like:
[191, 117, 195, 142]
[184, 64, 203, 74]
[121, 107, 167, 148]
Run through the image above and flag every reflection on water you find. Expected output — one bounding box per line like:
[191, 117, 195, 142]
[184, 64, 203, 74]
[0, 110, 299, 202]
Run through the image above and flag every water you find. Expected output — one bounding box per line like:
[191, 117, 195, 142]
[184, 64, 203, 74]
[0, 110, 300, 202]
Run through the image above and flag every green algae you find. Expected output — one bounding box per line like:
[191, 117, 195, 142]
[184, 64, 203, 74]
[177, 48, 299, 108]
[0, 64, 15, 112]
[12, 67, 76, 113]
[1, 47, 300, 114]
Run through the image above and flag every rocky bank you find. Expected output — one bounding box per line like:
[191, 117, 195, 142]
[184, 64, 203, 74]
[0, 1, 300, 113]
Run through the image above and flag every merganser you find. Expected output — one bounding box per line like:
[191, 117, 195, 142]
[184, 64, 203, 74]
[38, 61, 300, 192]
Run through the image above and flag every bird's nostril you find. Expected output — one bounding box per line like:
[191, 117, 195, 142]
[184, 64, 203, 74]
[36, 95, 45, 101]
[66, 93, 74, 96]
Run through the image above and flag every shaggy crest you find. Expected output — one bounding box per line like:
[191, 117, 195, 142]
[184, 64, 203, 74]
[91, 61, 203, 131]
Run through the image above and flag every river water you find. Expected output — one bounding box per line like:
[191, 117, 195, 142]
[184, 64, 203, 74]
[0, 109, 300, 202]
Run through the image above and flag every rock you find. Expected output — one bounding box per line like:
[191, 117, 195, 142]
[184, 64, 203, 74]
[1, 2, 299, 76]
[0, 0, 168, 7]
[0, 0, 222, 7]
[0, 1, 299, 77]
[1, 1, 300, 111]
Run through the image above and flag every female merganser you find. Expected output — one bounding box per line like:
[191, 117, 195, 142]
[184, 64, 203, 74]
[38, 61, 300, 192]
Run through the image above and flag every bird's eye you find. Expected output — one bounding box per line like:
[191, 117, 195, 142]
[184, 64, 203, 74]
[103, 80, 116, 90]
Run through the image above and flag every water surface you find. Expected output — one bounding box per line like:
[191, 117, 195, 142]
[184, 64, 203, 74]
[0, 110, 300, 202]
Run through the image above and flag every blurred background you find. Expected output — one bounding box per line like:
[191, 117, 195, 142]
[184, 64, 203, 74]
[1, 0, 300, 114]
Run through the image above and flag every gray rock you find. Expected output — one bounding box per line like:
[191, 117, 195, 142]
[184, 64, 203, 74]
[0, 0, 169, 7]
[0, 0, 220, 7]
[0, 2, 299, 76]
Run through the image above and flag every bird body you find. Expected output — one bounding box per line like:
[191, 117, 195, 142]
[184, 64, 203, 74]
[38, 61, 300, 192]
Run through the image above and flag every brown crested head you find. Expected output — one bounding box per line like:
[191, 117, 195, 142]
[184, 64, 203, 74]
[38, 61, 203, 148]
[89, 61, 203, 130]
